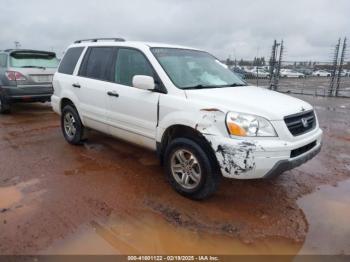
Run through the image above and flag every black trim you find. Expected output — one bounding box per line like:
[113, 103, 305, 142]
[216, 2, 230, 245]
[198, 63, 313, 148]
[9, 49, 56, 57]
[156, 98, 160, 127]
[264, 143, 321, 179]
[284, 110, 316, 136]
[290, 141, 316, 158]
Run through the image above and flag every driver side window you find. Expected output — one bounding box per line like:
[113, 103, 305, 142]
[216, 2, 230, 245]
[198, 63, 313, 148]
[115, 48, 154, 87]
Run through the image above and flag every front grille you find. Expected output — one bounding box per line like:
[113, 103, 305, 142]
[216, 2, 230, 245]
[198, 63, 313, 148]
[290, 141, 317, 158]
[284, 110, 316, 136]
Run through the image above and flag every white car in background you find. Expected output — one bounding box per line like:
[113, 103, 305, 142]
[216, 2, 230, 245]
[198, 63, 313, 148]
[280, 69, 305, 78]
[248, 68, 270, 78]
[312, 70, 331, 77]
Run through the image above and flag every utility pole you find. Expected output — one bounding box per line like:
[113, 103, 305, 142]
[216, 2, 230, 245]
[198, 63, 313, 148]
[269, 40, 277, 89]
[274, 40, 284, 91]
[256, 47, 260, 87]
[335, 37, 347, 97]
[269, 40, 283, 91]
[329, 38, 341, 96]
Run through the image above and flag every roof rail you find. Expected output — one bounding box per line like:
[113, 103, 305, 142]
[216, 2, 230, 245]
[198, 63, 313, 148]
[74, 38, 126, 44]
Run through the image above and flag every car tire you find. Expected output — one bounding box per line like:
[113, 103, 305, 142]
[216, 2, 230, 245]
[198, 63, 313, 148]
[61, 105, 86, 145]
[164, 138, 220, 200]
[0, 95, 10, 114]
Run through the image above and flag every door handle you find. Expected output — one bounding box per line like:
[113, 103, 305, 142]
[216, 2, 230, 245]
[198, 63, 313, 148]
[107, 91, 119, 97]
[72, 83, 81, 88]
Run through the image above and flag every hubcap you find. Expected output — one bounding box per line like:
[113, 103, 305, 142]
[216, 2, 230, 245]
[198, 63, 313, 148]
[63, 112, 77, 138]
[171, 149, 201, 190]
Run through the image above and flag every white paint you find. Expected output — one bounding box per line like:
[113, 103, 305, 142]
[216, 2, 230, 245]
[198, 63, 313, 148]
[52, 40, 323, 179]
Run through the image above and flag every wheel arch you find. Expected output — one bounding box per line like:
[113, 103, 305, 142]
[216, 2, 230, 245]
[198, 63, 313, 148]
[157, 124, 220, 173]
[60, 96, 85, 126]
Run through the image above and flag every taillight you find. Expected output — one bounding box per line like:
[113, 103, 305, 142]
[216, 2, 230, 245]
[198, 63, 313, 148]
[5, 71, 26, 81]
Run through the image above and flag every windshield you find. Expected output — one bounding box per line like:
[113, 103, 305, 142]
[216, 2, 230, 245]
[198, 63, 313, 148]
[10, 52, 59, 68]
[151, 48, 246, 89]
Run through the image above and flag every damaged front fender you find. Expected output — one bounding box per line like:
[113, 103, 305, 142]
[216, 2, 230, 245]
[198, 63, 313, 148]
[195, 108, 258, 178]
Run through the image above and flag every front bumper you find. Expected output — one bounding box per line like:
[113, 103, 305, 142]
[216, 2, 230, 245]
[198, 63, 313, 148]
[208, 127, 323, 179]
[0, 85, 53, 103]
[263, 142, 321, 178]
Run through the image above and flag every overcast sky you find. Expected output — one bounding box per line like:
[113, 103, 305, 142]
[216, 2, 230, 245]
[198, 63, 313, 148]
[0, 0, 349, 61]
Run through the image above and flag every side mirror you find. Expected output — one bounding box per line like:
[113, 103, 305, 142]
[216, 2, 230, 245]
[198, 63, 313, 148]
[132, 75, 155, 91]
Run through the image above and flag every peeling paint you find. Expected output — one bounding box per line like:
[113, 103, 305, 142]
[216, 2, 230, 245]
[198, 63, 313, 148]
[215, 142, 256, 176]
[195, 110, 224, 134]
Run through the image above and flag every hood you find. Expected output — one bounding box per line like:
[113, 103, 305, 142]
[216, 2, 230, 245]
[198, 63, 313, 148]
[185, 86, 313, 120]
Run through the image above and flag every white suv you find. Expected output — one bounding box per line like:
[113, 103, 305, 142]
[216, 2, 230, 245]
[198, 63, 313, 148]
[52, 38, 322, 199]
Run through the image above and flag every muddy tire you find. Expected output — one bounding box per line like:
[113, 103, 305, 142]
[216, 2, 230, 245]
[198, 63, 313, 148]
[0, 95, 11, 114]
[164, 138, 220, 200]
[61, 105, 85, 145]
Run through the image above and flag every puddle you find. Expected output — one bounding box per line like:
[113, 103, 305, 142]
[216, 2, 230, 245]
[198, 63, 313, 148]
[0, 186, 22, 209]
[0, 179, 40, 209]
[298, 179, 350, 254]
[43, 211, 301, 255]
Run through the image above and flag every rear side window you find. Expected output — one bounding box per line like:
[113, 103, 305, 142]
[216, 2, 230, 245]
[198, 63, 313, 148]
[58, 47, 84, 75]
[79, 47, 114, 81]
[0, 54, 7, 67]
[115, 48, 154, 86]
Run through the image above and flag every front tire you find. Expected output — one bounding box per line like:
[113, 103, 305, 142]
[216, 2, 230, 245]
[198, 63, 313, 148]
[164, 138, 220, 200]
[61, 105, 85, 145]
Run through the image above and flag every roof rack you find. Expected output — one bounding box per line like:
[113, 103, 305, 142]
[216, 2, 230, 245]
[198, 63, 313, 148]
[74, 38, 126, 44]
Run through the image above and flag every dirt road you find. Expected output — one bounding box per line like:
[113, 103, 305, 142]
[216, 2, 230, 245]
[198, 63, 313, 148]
[0, 95, 349, 255]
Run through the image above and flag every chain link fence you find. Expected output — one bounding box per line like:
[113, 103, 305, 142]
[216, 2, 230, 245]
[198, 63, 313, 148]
[228, 61, 350, 98]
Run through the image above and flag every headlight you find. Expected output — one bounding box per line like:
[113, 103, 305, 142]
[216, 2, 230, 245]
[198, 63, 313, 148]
[226, 112, 277, 137]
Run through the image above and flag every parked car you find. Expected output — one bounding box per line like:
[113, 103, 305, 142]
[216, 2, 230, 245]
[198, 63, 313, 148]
[230, 67, 247, 79]
[296, 68, 313, 76]
[280, 69, 305, 78]
[335, 69, 349, 77]
[312, 70, 331, 77]
[52, 38, 323, 199]
[0, 49, 59, 113]
[248, 68, 270, 78]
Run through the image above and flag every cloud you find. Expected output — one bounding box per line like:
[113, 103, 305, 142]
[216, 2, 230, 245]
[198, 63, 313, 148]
[0, 0, 349, 61]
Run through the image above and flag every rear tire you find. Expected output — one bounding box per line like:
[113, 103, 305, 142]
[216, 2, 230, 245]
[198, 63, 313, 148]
[0, 96, 10, 114]
[61, 105, 86, 145]
[164, 138, 220, 200]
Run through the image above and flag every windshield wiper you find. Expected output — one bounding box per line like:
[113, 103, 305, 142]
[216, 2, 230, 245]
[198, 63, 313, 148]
[21, 65, 46, 69]
[183, 83, 247, 90]
[227, 83, 247, 87]
[183, 84, 223, 90]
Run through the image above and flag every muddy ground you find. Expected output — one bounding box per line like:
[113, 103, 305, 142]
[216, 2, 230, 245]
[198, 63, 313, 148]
[0, 94, 349, 255]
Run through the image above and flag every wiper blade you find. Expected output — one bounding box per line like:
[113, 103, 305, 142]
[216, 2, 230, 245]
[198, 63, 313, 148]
[21, 65, 46, 69]
[183, 84, 222, 89]
[227, 83, 247, 87]
[183, 83, 247, 89]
